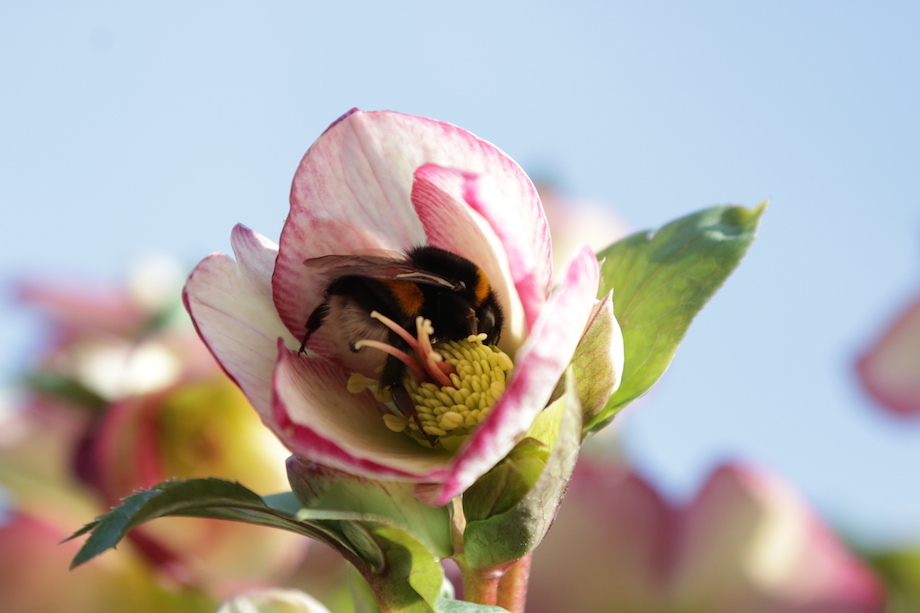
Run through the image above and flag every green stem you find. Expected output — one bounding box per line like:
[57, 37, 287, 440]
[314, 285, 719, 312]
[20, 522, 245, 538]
[451, 497, 503, 607]
[496, 553, 532, 613]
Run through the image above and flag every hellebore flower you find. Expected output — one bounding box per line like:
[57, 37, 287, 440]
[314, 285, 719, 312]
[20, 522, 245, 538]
[184, 109, 618, 504]
[2, 271, 304, 603]
[528, 462, 884, 613]
[857, 292, 920, 416]
[537, 181, 631, 274]
[0, 512, 209, 613]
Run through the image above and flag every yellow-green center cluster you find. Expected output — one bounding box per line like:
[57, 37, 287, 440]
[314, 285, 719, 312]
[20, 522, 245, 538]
[383, 333, 514, 450]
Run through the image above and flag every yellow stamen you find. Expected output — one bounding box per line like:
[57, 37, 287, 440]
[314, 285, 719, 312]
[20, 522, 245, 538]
[342, 315, 514, 450]
[397, 333, 514, 448]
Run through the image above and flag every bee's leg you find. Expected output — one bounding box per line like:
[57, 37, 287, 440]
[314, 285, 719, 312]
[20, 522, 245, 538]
[300, 302, 330, 354]
[378, 354, 405, 391]
[391, 386, 437, 447]
[390, 384, 416, 418]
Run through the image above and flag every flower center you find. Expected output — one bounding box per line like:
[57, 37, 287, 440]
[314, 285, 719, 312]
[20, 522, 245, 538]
[347, 313, 513, 451]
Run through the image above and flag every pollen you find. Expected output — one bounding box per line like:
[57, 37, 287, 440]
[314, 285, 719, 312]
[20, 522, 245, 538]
[398, 332, 514, 449]
[344, 313, 514, 451]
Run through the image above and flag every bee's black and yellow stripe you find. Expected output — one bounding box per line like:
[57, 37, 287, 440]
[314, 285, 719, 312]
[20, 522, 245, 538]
[380, 279, 425, 316]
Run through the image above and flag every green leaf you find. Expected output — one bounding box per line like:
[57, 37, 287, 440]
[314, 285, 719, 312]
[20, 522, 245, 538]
[864, 547, 920, 612]
[69, 478, 447, 613]
[586, 202, 765, 432]
[462, 370, 582, 571]
[462, 438, 548, 522]
[360, 524, 444, 613]
[67, 478, 342, 569]
[287, 458, 452, 559]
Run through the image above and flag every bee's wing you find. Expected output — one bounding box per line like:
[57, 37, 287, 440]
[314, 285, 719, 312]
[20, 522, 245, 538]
[303, 253, 461, 290]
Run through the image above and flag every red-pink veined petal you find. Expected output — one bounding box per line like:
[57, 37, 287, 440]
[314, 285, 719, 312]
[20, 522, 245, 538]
[857, 295, 920, 416]
[271, 340, 453, 481]
[460, 171, 553, 332]
[436, 244, 600, 504]
[272, 110, 548, 341]
[184, 225, 296, 422]
[411, 164, 528, 348]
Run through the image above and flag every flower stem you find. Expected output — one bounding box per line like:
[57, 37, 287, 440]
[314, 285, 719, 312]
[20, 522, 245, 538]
[496, 553, 532, 613]
[461, 567, 503, 606]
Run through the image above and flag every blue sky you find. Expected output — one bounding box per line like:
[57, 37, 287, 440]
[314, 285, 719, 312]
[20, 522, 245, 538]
[2, 2, 919, 545]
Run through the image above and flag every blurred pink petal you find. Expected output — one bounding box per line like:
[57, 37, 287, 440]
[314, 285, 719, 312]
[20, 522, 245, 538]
[16, 280, 147, 338]
[537, 182, 631, 272]
[529, 462, 884, 613]
[0, 513, 202, 613]
[857, 294, 920, 416]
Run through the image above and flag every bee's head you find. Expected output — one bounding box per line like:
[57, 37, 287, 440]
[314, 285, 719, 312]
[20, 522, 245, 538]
[453, 263, 503, 345]
[475, 291, 503, 345]
[408, 245, 505, 345]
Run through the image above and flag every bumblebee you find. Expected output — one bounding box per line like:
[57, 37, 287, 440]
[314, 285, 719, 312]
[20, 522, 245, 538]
[300, 245, 504, 393]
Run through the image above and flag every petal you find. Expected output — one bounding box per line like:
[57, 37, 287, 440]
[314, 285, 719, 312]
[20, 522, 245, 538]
[673, 465, 884, 611]
[273, 109, 549, 340]
[271, 340, 452, 481]
[411, 164, 527, 346]
[526, 463, 675, 613]
[460, 171, 553, 330]
[857, 295, 920, 416]
[16, 280, 146, 337]
[571, 291, 625, 421]
[437, 245, 600, 503]
[184, 225, 296, 421]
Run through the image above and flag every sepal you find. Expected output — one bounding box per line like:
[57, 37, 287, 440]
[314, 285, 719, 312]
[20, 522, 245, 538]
[462, 369, 582, 571]
[287, 457, 452, 559]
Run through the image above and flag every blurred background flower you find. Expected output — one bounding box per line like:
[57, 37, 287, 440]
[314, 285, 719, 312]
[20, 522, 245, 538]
[0, 258, 305, 611]
[857, 292, 920, 417]
[529, 460, 884, 613]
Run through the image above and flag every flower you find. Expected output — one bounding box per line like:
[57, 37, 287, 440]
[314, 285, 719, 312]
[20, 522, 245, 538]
[527, 461, 884, 613]
[184, 109, 618, 504]
[536, 181, 631, 274]
[0, 512, 210, 613]
[857, 292, 920, 416]
[1, 268, 304, 605]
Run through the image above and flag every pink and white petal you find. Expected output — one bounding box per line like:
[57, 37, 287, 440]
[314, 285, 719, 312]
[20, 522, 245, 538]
[461, 172, 553, 331]
[412, 164, 527, 347]
[273, 110, 548, 339]
[271, 341, 452, 481]
[184, 226, 296, 421]
[437, 245, 600, 503]
[857, 295, 920, 416]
